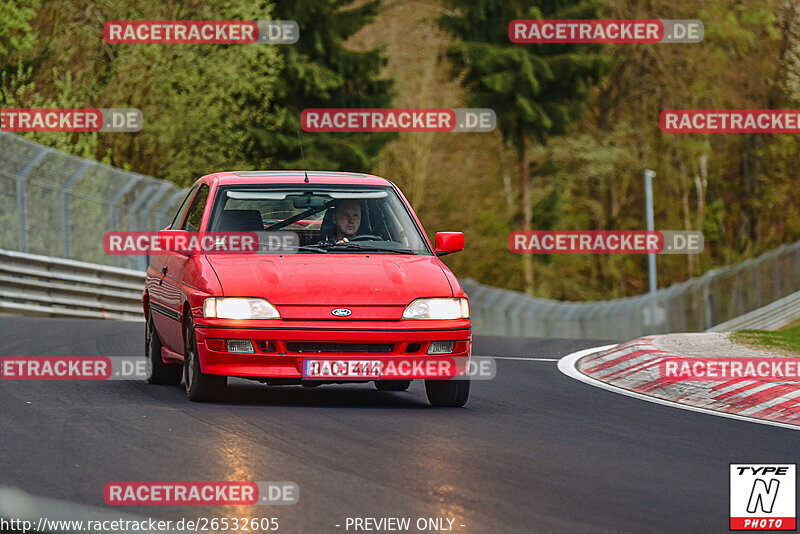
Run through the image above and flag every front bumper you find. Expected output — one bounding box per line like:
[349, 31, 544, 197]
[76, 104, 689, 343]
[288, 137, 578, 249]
[193, 319, 472, 380]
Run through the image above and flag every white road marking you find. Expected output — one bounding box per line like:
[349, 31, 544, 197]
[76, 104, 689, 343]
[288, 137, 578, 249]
[556, 344, 799, 432]
[479, 356, 560, 362]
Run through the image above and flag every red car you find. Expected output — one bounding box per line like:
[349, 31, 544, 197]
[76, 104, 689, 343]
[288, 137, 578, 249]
[143, 171, 471, 406]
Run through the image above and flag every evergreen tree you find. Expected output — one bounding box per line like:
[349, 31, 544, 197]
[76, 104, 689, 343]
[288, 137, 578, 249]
[255, 0, 395, 171]
[440, 0, 610, 294]
[0, 0, 38, 62]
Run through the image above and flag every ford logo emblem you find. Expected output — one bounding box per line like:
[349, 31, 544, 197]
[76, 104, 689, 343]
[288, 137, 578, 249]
[331, 308, 352, 317]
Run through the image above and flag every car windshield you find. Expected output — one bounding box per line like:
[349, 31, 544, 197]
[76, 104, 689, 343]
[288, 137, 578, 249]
[208, 185, 432, 254]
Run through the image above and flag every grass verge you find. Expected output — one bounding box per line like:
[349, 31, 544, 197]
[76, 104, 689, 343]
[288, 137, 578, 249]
[731, 322, 800, 356]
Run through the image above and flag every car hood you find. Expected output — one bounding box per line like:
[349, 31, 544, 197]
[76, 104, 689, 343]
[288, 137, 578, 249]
[205, 254, 453, 305]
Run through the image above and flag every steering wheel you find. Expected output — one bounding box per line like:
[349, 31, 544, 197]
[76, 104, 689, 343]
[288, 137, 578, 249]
[348, 235, 383, 242]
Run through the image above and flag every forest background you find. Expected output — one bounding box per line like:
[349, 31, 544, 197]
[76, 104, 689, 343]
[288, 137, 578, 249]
[2, 0, 798, 300]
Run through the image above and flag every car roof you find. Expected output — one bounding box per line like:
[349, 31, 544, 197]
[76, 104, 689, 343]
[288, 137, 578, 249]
[201, 171, 393, 187]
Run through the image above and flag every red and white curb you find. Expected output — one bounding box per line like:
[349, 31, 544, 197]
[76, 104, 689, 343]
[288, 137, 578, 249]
[558, 340, 800, 431]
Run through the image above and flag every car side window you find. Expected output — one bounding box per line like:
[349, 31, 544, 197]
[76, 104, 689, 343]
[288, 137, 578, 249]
[169, 185, 197, 229]
[182, 185, 210, 231]
[380, 197, 411, 246]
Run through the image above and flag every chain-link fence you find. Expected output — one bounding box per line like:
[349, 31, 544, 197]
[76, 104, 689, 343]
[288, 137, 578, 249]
[2, 132, 799, 338]
[0, 132, 188, 270]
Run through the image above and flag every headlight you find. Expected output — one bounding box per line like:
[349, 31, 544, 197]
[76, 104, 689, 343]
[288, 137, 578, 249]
[402, 298, 469, 319]
[203, 297, 280, 319]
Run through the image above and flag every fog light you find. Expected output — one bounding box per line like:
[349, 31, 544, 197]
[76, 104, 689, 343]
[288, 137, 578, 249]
[454, 340, 469, 353]
[206, 339, 225, 351]
[427, 341, 454, 355]
[226, 339, 255, 354]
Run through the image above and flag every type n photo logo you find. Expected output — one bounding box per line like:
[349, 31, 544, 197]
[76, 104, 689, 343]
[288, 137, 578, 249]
[730, 464, 796, 530]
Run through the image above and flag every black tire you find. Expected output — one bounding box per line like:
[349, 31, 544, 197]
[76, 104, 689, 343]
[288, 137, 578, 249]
[183, 318, 227, 402]
[145, 311, 182, 385]
[374, 380, 411, 391]
[425, 379, 470, 407]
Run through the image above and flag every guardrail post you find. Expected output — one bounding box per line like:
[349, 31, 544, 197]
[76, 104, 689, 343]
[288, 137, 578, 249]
[141, 182, 173, 233]
[703, 280, 713, 329]
[563, 305, 581, 338]
[137, 182, 173, 270]
[60, 161, 91, 259]
[644, 169, 657, 296]
[796, 247, 800, 292]
[15, 148, 51, 253]
[127, 183, 159, 270]
[754, 263, 761, 309]
[127, 183, 158, 233]
[108, 175, 142, 266]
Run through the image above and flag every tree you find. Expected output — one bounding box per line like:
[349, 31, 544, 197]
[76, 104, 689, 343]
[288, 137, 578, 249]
[253, 0, 395, 172]
[0, 0, 38, 63]
[440, 0, 610, 294]
[2, 0, 284, 185]
[2, 0, 395, 182]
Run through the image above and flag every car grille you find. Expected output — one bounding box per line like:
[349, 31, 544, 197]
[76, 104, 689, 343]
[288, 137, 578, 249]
[286, 342, 394, 354]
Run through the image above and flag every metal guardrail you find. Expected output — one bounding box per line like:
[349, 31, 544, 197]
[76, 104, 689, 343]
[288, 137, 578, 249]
[0, 248, 144, 322]
[707, 289, 800, 332]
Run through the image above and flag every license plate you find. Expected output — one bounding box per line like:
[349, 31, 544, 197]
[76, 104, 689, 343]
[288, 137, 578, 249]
[302, 359, 382, 379]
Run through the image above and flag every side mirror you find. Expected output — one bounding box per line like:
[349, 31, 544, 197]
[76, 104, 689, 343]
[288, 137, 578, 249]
[435, 232, 464, 256]
[157, 229, 195, 255]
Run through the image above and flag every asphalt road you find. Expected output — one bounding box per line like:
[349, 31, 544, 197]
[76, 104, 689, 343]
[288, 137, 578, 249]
[0, 317, 798, 534]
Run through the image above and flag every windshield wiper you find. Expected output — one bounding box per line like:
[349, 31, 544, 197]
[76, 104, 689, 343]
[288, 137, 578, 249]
[325, 243, 416, 254]
[275, 244, 329, 253]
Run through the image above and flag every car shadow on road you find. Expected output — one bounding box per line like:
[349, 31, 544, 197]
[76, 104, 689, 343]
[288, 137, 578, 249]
[210, 380, 432, 409]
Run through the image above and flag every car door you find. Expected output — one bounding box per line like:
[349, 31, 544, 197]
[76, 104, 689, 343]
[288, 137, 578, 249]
[147, 184, 198, 352]
[157, 184, 211, 353]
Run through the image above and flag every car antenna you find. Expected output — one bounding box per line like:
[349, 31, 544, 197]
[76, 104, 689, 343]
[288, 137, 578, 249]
[297, 129, 310, 182]
[296, 129, 305, 161]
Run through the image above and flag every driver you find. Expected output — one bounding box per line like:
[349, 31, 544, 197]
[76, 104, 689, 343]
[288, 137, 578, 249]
[333, 199, 361, 241]
[319, 199, 362, 245]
